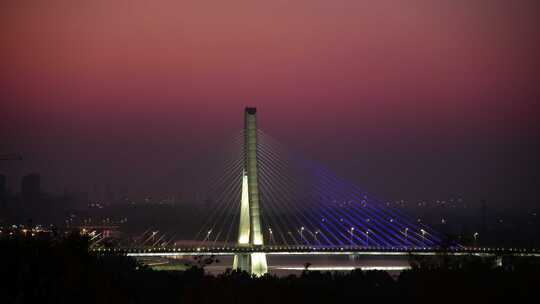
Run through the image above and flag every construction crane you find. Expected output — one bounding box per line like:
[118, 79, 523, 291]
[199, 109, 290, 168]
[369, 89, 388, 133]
[0, 154, 22, 161]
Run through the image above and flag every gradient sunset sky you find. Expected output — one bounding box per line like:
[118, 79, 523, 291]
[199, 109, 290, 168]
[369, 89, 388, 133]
[1, 0, 539, 204]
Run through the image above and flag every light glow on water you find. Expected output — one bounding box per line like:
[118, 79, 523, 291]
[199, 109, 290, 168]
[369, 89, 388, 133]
[273, 266, 411, 271]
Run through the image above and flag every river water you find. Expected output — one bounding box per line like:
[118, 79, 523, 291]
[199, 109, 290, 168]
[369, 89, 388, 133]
[143, 254, 413, 277]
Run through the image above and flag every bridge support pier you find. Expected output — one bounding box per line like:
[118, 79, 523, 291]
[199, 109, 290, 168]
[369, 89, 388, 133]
[233, 253, 251, 273]
[495, 256, 503, 267]
[233, 253, 267, 276]
[250, 252, 268, 276]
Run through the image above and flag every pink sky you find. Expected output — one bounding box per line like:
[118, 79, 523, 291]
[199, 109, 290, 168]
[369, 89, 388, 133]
[1, 0, 539, 201]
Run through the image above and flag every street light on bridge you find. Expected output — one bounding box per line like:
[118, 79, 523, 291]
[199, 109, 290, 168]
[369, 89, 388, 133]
[349, 227, 355, 246]
[268, 228, 274, 244]
[365, 230, 371, 247]
[420, 229, 427, 244]
[203, 229, 212, 245]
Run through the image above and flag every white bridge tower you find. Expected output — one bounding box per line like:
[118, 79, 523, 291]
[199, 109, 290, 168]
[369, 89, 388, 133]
[232, 107, 268, 276]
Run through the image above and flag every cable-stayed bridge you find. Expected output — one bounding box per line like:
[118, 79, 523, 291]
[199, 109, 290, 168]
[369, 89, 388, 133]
[94, 108, 539, 275]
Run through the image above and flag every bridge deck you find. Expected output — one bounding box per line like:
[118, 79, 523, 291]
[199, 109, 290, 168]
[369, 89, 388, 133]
[92, 246, 540, 257]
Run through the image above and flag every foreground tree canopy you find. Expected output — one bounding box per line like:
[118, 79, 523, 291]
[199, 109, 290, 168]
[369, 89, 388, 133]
[1, 235, 539, 303]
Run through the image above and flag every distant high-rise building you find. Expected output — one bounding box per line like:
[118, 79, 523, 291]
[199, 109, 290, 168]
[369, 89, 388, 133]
[21, 173, 41, 204]
[0, 174, 7, 206]
[0, 174, 6, 195]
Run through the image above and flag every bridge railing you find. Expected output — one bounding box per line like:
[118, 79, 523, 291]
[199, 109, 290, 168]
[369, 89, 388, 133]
[91, 245, 540, 256]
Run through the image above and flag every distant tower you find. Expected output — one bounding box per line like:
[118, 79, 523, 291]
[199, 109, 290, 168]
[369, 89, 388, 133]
[21, 173, 41, 204]
[0, 174, 7, 207]
[233, 107, 268, 276]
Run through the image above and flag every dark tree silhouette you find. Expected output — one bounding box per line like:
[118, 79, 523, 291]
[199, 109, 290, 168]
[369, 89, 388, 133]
[1, 234, 539, 303]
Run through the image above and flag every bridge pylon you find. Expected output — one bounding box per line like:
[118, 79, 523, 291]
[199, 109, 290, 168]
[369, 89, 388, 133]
[233, 107, 268, 276]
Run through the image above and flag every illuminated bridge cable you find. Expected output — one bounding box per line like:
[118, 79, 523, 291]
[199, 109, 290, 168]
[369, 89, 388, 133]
[311, 185, 391, 246]
[204, 135, 244, 196]
[254, 171, 289, 246]
[258, 151, 313, 245]
[258, 138, 336, 246]
[310, 165, 437, 247]
[258, 134, 378, 245]
[258, 160, 309, 246]
[258, 130, 443, 248]
[223, 191, 241, 245]
[257, 157, 303, 246]
[257, 138, 346, 246]
[257, 142, 340, 246]
[291, 153, 419, 246]
[313, 164, 435, 247]
[194, 153, 243, 242]
[204, 168, 242, 245]
[311, 172, 410, 246]
[259, 131, 397, 246]
[260, 130, 417, 246]
[191, 128, 447, 250]
[258, 135, 351, 246]
[257, 137, 316, 246]
[205, 149, 250, 245]
[145, 130, 243, 206]
[299, 153, 444, 245]
[257, 176, 296, 246]
[194, 165, 240, 242]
